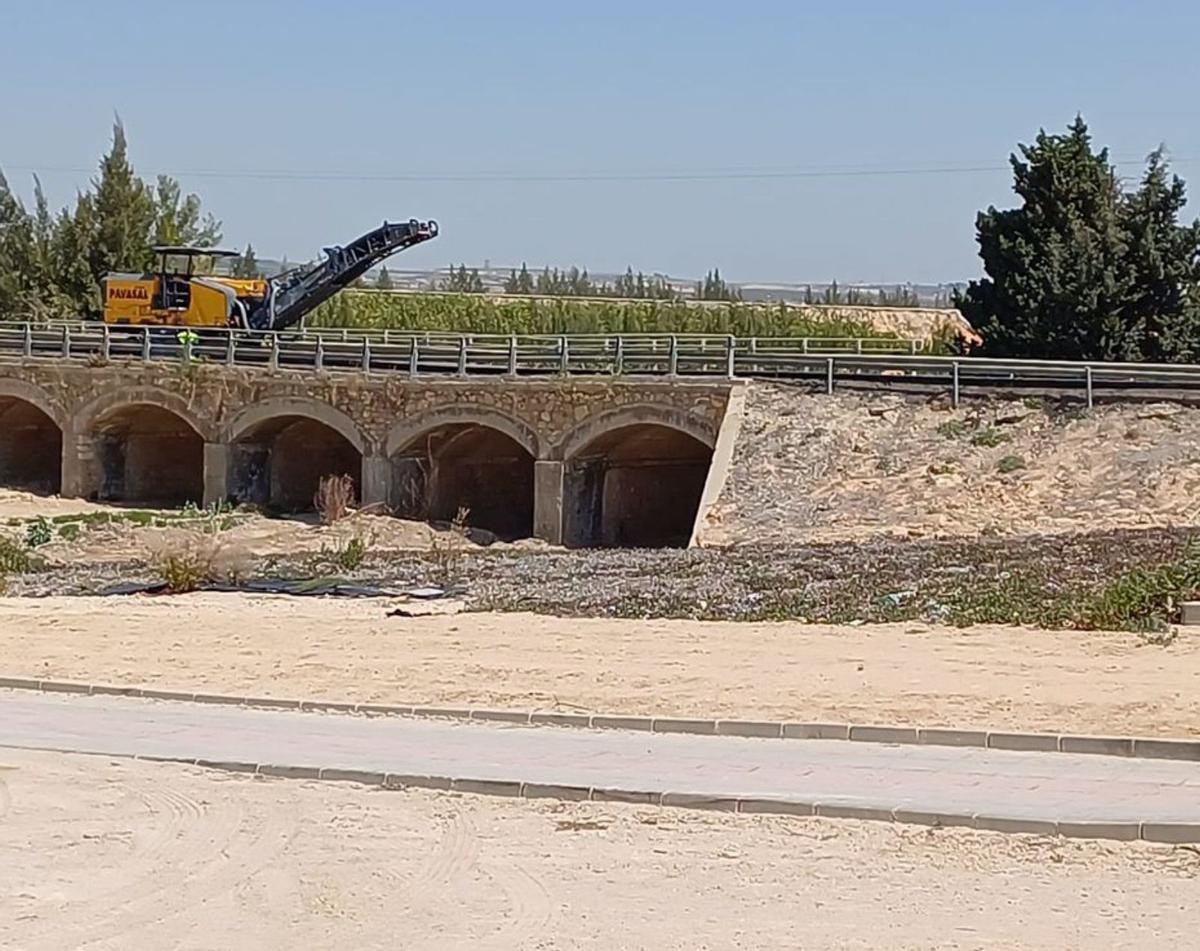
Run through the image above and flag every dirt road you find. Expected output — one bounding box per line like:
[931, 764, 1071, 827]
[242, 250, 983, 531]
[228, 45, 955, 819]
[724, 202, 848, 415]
[2, 594, 1198, 736]
[0, 748, 1194, 950]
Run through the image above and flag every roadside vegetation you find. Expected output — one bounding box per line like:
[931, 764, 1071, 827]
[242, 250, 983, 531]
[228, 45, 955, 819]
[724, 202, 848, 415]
[3, 525, 1199, 634]
[308, 291, 905, 341]
[3, 501, 241, 542]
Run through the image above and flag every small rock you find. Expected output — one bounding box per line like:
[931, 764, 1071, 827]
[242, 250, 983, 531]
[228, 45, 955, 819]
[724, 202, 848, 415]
[993, 410, 1032, 426]
[1138, 405, 1183, 421]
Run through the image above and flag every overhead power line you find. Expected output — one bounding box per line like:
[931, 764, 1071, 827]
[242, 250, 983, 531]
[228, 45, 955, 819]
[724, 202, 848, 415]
[5, 156, 1196, 185]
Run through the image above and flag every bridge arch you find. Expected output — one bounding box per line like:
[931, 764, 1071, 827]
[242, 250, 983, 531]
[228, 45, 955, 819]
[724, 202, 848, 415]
[74, 387, 210, 505]
[73, 386, 217, 444]
[386, 405, 539, 541]
[0, 380, 65, 494]
[225, 398, 366, 512]
[557, 406, 715, 549]
[385, 405, 540, 460]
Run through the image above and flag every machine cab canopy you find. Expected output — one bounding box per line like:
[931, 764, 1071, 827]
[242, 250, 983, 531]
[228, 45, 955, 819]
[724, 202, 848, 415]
[152, 246, 239, 277]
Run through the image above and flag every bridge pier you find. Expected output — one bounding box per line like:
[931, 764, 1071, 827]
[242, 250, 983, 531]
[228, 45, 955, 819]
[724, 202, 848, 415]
[203, 443, 229, 508]
[60, 428, 86, 499]
[533, 460, 565, 545]
[361, 455, 391, 511]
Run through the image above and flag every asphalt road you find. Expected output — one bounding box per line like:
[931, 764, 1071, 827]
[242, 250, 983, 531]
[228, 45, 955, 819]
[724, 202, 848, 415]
[2, 690, 1199, 826]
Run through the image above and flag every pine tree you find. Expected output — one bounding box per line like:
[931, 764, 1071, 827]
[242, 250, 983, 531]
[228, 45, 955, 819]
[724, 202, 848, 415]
[89, 121, 157, 289]
[152, 175, 221, 248]
[377, 265, 394, 290]
[1120, 149, 1200, 362]
[954, 116, 1191, 361]
[514, 263, 533, 294]
[697, 268, 740, 302]
[232, 244, 260, 278]
[441, 263, 485, 293]
[0, 170, 34, 319]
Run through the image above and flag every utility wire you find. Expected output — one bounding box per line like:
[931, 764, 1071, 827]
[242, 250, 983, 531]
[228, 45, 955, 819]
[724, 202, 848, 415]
[5, 156, 1196, 185]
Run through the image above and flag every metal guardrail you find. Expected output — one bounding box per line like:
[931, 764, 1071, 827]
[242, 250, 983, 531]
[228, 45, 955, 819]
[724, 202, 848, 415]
[14, 320, 927, 354]
[1, 322, 1199, 407]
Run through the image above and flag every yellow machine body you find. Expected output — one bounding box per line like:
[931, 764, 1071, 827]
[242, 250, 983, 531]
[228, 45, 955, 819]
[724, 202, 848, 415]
[102, 248, 268, 328]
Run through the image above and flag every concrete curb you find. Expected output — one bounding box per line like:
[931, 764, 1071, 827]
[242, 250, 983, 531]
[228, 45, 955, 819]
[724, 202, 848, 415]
[105, 751, 1200, 844]
[3, 675, 1199, 764]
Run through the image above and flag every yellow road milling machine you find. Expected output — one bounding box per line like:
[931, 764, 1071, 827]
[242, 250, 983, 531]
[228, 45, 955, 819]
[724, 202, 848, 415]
[101, 218, 438, 330]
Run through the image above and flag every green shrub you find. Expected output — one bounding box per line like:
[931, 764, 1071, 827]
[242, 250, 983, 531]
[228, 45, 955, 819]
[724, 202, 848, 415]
[151, 531, 250, 592]
[971, 427, 1010, 448]
[936, 419, 967, 439]
[308, 290, 915, 341]
[0, 536, 35, 573]
[321, 535, 369, 572]
[157, 554, 208, 593]
[57, 522, 81, 542]
[24, 517, 52, 549]
[1076, 546, 1200, 631]
[997, 454, 1026, 473]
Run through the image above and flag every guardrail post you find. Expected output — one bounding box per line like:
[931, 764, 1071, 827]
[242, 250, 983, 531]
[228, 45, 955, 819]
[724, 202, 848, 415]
[952, 361, 960, 408]
[101, 324, 111, 360]
[225, 332, 236, 366]
[725, 335, 736, 379]
[408, 337, 418, 377]
[1085, 365, 1094, 409]
[668, 335, 679, 377]
[507, 334, 517, 376]
[269, 334, 279, 371]
[22, 323, 32, 358]
[141, 327, 151, 362]
[559, 337, 569, 375]
[614, 336, 625, 375]
[855, 338, 863, 355]
[826, 357, 835, 394]
[361, 337, 372, 373]
[383, 329, 391, 346]
[61, 325, 70, 358]
[315, 335, 325, 371]
[457, 336, 468, 377]
[909, 339, 918, 355]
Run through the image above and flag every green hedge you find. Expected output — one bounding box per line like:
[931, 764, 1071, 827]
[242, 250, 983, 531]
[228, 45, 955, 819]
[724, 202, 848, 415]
[308, 291, 895, 338]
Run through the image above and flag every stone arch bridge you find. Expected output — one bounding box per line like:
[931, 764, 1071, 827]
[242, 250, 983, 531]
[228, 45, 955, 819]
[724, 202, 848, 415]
[0, 361, 742, 548]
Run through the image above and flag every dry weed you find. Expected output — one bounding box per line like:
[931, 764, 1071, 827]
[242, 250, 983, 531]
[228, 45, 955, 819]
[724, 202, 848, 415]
[149, 529, 253, 593]
[429, 507, 470, 584]
[315, 474, 356, 524]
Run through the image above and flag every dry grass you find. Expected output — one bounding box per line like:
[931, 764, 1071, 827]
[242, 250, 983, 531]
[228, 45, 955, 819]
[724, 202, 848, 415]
[148, 529, 252, 593]
[428, 506, 470, 584]
[314, 475, 356, 525]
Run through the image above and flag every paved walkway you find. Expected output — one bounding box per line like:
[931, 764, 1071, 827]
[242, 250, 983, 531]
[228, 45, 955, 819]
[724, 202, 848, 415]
[2, 690, 1199, 828]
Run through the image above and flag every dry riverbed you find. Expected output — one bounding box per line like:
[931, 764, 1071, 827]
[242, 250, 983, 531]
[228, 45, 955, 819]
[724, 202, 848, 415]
[2, 594, 1198, 736]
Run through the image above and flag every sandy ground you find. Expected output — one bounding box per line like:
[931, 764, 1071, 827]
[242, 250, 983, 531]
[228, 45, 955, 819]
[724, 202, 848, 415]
[0, 748, 1194, 950]
[0, 489, 553, 568]
[704, 386, 1200, 545]
[0, 488, 477, 564]
[2, 594, 1198, 736]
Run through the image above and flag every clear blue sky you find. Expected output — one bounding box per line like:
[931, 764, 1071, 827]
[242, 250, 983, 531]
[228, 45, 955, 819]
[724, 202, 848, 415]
[4, 0, 1199, 283]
